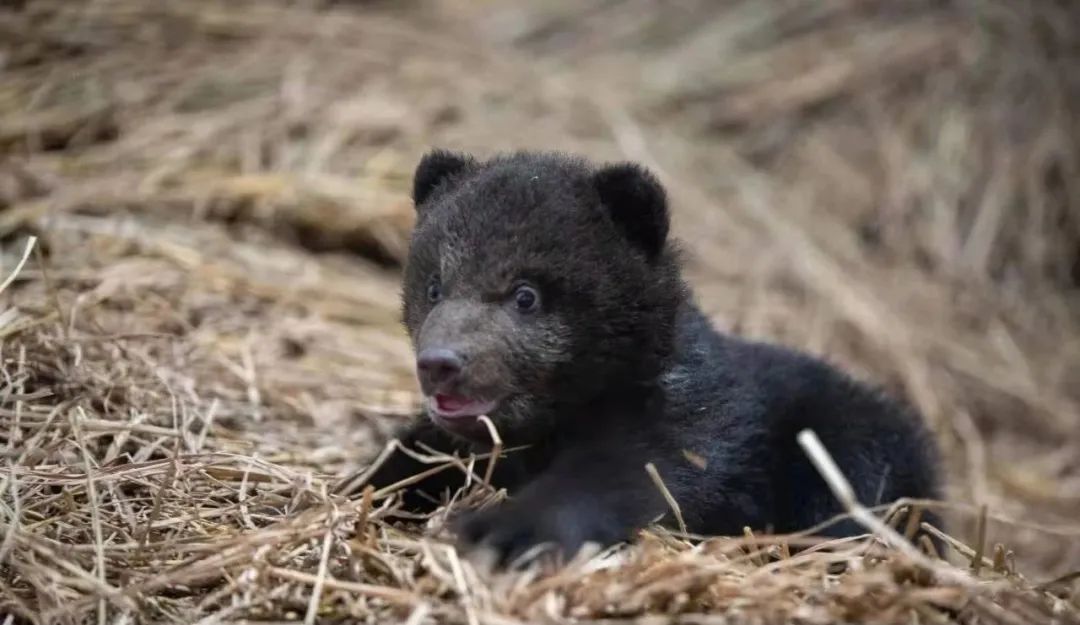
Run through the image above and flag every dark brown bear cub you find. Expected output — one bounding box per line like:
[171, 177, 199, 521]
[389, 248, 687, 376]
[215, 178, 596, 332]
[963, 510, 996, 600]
[353, 149, 941, 566]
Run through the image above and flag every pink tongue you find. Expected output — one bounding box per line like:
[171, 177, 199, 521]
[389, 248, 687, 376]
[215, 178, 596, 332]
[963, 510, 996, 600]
[437, 395, 471, 412]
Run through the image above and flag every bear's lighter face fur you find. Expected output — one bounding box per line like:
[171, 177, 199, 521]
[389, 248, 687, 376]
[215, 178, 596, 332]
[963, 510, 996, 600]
[401, 150, 684, 444]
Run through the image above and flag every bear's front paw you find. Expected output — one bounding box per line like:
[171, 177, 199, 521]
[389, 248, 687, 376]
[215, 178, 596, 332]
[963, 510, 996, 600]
[452, 499, 622, 568]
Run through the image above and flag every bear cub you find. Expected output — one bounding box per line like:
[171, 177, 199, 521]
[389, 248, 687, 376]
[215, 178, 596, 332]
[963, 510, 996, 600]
[350, 149, 942, 566]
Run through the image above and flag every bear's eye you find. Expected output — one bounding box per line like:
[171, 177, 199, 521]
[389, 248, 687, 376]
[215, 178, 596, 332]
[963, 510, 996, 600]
[426, 278, 442, 304]
[512, 284, 540, 313]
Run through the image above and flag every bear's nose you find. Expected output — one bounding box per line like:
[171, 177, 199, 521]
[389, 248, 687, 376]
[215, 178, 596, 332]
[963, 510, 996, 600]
[416, 347, 464, 391]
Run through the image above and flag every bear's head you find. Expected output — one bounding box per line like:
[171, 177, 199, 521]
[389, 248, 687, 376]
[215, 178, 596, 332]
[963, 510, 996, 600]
[401, 150, 685, 444]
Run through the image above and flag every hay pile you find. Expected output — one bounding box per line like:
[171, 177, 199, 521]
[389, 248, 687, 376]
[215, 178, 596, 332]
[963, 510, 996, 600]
[1, 0, 1077, 623]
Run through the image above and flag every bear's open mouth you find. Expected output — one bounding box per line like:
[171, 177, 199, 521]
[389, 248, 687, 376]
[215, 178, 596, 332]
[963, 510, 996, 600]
[430, 394, 499, 420]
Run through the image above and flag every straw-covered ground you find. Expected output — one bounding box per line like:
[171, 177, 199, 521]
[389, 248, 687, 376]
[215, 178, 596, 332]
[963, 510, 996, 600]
[1, 1, 1078, 623]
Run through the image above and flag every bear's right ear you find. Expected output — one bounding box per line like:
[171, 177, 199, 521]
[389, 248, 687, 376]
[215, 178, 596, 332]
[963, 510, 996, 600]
[412, 149, 475, 210]
[593, 162, 670, 259]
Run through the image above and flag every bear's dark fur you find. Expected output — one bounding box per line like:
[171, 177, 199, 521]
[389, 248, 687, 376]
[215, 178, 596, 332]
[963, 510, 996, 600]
[354, 149, 942, 566]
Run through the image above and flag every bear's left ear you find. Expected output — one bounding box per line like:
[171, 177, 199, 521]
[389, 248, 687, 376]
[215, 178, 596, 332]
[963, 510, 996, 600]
[593, 162, 670, 259]
[413, 149, 475, 210]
